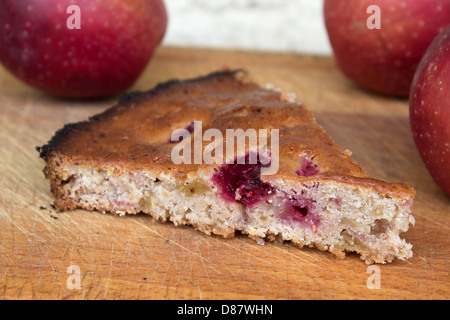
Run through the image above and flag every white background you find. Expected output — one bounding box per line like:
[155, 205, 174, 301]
[162, 0, 332, 55]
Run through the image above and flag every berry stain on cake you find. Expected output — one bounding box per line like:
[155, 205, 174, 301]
[211, 153, 276, 208]
[296, 157, 319, 177]
[279, 196, 320, 232]
[169, 121, 195, 143]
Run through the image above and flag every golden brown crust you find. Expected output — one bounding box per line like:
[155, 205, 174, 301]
[39, 69, 415, 200]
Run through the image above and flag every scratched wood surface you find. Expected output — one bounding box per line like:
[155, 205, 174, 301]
[0, 46, 449, 300]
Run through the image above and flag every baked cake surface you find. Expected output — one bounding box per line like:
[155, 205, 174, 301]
[38, 70, 415, 263]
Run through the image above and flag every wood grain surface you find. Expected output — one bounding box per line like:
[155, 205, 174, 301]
[0, 46, 448, 300]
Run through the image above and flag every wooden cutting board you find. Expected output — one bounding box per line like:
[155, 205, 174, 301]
[0, 46, 448, 300]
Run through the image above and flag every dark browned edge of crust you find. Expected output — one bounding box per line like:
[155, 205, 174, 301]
[36, 69, 246, 162]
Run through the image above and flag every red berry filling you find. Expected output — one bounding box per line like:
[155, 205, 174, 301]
[211, 153, 275, 208]
[279, 195, 320, 230]
[296, 157, 319, 177]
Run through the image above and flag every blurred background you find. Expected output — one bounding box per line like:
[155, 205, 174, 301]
[162, 0, 332, 55]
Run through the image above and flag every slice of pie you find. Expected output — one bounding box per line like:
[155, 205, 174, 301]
[38, 70, 415, 263]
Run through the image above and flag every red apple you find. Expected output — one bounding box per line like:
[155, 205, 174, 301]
[0, 0, 168, 99]
[410, 25, 450, 196]
[324, 0, 450, 97]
